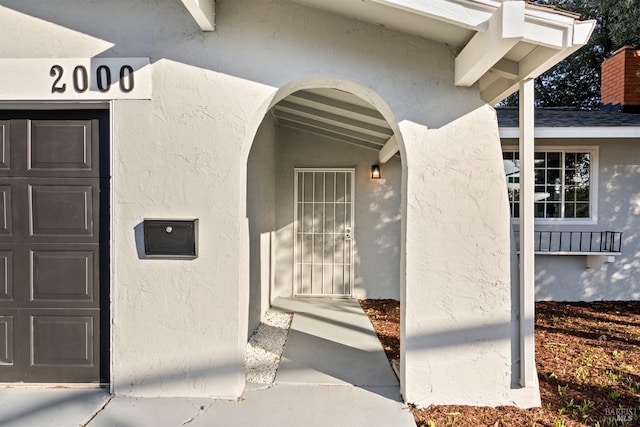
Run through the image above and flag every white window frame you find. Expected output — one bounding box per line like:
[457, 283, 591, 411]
[503, 145, 599, 225]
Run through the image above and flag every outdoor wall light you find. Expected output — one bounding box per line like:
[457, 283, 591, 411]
[371, 164, 381, 179]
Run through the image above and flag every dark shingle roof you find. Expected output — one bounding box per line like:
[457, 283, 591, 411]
[497, 107, 640, 128]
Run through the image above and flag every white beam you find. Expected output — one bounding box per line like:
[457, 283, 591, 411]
[479, 71, 502, 93]
[482, 19, 596, 104]
[517, 21, 594, 79]
[289, 91, 385, 121]
[275, 101, 393, 137]
[455, 1, 524, 87]
[519, 79, 536, 389]
[481, 75, 517, 105]
[494, 46, 580, 103]
[379, 135, 398, 163]
[481, 45, 577, 104]
[491, 58, 519, 79]
[520, 46, 574, 81]
[273, 110, 389, 145]
[277, 119, 382, 152]
[180, 0, 215, 31]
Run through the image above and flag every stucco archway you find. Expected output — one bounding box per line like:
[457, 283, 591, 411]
[241, 78, 408, 391]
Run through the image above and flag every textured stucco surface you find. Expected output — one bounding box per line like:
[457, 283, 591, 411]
[400, 108, 523, 407]
[0, 0, 532, 406]
[247, 115, 277, 337]
[504, 138, 640, 301]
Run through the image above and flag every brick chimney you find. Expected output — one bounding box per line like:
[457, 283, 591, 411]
[601, 46, 640, 113]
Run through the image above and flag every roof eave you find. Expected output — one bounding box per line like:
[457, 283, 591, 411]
[178, 0, 596, 105]
[499, 126, 640, 139]
[470, 12, 595, 104]
[367, 1, 595, 102]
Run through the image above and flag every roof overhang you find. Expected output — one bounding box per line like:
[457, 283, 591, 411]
[179, 0, 595, 103]
[500, 126, 640, 139]
[283, 0, 595, 104]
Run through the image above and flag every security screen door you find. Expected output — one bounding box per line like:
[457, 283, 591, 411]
[294, 169, 354, 296]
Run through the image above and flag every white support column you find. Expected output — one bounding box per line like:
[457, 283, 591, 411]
[519, 79, 536, 387]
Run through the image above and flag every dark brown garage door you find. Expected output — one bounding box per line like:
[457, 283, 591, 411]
[0, 111, 109, 383]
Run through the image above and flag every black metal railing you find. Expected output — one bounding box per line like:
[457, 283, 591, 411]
[514, 231, 623, 253]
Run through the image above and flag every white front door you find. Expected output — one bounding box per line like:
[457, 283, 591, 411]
[294, 169, 354, 296]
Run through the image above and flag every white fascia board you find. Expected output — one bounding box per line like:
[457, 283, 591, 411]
[499, 126, 640, 139]
[455, 1, 523, 86]
[522, 17, 571, 49]
[520, 13, 595, 50]
[524, 6, 577, 26]
[368, 0, 493, 30]
[180, 0, 215, 31]
[573, 20, 597, 45]
[520, 15, 594, 49]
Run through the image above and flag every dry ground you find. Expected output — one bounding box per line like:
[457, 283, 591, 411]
[360, 299, 640, 427]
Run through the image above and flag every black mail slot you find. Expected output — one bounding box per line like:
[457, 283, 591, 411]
[143, 219, 198, 258]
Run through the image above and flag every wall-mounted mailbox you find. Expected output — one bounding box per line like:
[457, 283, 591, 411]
[143, 219, 198, 258]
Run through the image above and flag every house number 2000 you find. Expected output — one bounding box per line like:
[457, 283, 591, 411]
[50, 64, 135, 94]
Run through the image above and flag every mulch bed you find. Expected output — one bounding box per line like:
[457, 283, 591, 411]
[360, 299, 640, 427]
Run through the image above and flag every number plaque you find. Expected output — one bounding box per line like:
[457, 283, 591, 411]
[0, 58, 151, 100]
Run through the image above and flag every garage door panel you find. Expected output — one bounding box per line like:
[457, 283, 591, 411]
[31, 250, 97, 303]
[0, 315, 13, 365]
[0, 185, 13, 236]
[0, 310, 27, 379]
[0, 309, 99, 382]
[0, 248, 21, 306]
[31, 314, 95, 367]
[0, 118, 101, 178]
[1, 119, 27, 177]
[0, 245, 100, 309]
[30, 120, 94, 173]
[0, 121, 10, 170]
[30, 183, 95, 237]
[0, 251, 13, 301]
[0, 178, 100, 244]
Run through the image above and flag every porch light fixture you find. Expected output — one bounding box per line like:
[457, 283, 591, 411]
[371, 164, 381, 179]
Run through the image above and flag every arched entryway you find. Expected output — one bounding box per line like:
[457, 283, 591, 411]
[243, 79, 407, 389]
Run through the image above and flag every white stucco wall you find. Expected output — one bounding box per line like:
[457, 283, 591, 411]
[504, 138, 640, 302]
[0, 0, 533, 405]
[273, 126, 402, 300]
[247, 115, 277, 337]
[400, 109, 529, 407]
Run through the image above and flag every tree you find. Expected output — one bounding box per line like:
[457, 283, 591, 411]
[500, 0, 640, 109]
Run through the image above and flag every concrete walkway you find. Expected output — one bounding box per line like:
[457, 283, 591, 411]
[0, 298, 415, 427]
